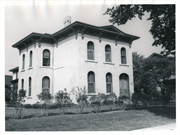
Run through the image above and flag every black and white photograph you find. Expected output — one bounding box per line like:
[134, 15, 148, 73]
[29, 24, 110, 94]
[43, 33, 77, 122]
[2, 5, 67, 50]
[2, 0, 178, 133]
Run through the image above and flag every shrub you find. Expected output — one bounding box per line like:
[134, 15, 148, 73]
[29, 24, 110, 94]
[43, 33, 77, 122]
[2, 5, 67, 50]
[23, 104, 32, 108]
[14, 89, 26, 119]
[37, 92, 53, 116]
[70, 86, 88, 113]
[118, 95, 132, 110]
[55, 89, 72, 114]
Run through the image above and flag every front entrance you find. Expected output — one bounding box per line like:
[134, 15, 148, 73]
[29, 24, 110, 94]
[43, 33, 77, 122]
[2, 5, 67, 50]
[119, 73, 130, 98]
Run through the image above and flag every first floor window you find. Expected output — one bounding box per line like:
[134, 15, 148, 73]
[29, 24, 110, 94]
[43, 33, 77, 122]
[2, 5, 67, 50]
[88, 71, 95, 93]
[29, 77, 31, 96]
[106, 73, 112, 93]
[21, 79, 24, 89]
[42, 76, 50, 93]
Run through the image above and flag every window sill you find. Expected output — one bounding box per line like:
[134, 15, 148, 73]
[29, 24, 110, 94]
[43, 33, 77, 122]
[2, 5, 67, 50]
[27, 96, 32, 99]
[40, 66, 53, 69]
[21, 69, 26, 72]
[28, 67, 33, 70]
[119, 64, 129, 67]
[103, 62, 115, 65]
[85, 60, 98, 63]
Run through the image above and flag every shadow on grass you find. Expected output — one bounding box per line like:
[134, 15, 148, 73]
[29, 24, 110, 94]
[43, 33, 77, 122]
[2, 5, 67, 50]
[134, 107, 176, 119]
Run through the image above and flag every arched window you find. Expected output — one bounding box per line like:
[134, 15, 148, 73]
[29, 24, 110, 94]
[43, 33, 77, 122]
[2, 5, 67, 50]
[29, 51, 33, 67]
[106, 73, 112, 93]
[21, 79, 24, 89]
[121, 48, 126, 64]
[88, 71, 95, 93]
[119, 73, 130, 98]
[42, 76, 50, 93]
[43, 49, 50, 66]
[105, 45, 111, 62]
[22, 54, 25, 69]
[87, 41, 94, 60]
[29, 77, 31, 96]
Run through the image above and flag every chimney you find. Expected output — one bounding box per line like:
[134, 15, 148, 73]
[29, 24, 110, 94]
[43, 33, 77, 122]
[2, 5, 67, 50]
[63, 16, 71, 27]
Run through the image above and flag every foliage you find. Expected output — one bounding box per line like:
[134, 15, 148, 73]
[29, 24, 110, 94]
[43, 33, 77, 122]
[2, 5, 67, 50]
[70, 87, 88, 113]
[14, 89, 26, 119]
[104, 5, 175, 52]
[5, 85, 12, 103]
[143, 56, 175, 105]
[118, 96, 132, 110]
[37, 92, 53, 116]
[55, 89, 72, 115]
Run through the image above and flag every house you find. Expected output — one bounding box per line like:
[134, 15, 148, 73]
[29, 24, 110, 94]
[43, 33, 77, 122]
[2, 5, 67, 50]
[9, 67, 19, 101]
[10, 21, 140, 104]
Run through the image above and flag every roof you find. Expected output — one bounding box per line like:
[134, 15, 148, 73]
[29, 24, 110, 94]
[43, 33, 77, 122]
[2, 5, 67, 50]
[12, 21, 140, 49]
[9, 67, 19, 72]
[5, 75, 12, 86]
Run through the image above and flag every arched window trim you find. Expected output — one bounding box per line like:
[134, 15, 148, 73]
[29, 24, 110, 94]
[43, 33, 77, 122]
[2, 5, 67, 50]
[87, 41, 94, 60]
[42, 76, 50, 93]
[88, 71, 95, 93]
[105, 45, 112, 62]
[29, 77, 31, 96]
[121, 48, 126, 64]
[22, 54, 25, 70]
[43, 49, 50, 66]
[29, 51, 33, 67]
[106, 72, 113, 93]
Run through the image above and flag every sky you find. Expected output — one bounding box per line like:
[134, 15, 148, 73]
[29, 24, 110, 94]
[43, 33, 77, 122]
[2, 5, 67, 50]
[4, 1, 165, 75]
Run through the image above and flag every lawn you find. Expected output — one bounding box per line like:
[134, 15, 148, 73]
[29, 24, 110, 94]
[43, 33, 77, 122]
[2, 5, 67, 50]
[5, 107, 175, 131]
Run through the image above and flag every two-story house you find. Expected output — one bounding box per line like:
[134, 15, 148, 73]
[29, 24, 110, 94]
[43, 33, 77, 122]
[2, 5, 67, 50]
[10, 21, 139, 104]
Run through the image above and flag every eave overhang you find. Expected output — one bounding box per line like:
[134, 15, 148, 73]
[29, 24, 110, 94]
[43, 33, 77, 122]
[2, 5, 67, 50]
[12, 21, 140, 49]
[9, 67, 19, 72]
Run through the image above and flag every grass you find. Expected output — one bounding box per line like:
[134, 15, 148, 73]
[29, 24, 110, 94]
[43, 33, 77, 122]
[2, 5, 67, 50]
[5, 106, 175, 131]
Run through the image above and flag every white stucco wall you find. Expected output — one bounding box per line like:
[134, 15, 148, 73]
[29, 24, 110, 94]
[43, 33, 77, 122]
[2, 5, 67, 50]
[17, 33, 134, 104]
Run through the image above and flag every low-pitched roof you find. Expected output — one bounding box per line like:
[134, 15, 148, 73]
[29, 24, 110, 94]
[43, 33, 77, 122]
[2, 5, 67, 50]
[12, 21, 140, 49]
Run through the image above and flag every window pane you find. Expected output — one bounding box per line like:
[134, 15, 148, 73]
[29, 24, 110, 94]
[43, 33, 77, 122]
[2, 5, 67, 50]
[88, 72, 95, 82]
[88, 42, 94, 50]
[43, 50, 50, 58]
[88, 83, 95, 93]
[42, 89, 49, 93]
[106, 74, 112, 82]
[106, 53, 111, 62]
[121, 56, 126, 64]
[105, 45, 111, 52]
[43, 58, 50, 66]
[106, 83, 112, 93]
[42, 77, 49, 88]
[88, 50, 94, 60]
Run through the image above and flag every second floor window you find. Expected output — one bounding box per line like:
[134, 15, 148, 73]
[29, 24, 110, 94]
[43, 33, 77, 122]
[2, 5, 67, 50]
[22, 54, 25, 69]
[43, 49, 50, 66]
[87, 41, 94, 60]
[29, 51, 32, 67]
[121, 48, 126, 64]
[105, 45, 111, 62]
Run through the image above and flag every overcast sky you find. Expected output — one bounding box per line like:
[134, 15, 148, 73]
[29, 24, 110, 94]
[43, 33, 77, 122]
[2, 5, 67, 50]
[4, 2, 164, 75]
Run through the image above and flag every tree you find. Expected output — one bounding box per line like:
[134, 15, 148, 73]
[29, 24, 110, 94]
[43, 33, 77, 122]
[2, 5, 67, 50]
[143, 56, 175, 105]
[5, 85, 12, 103]
[104, 5, 175, 52]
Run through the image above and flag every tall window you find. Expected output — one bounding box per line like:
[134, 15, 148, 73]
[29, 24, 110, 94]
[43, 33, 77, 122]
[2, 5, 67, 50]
[88, 71, 95, 93]
[119, 73, 129, 98]
[42, 76, 50, 93]
[22, 54, 25, 69]
[121, 48, 126, 64]
[87, 41, 94, 60]
[43, 49, 50, 66]
[29, 77, 31, 96]
[21, 79, 24, 89]
[105, 45, 111, 62]
[29, 51, 33, 67]
[106, 73, 112, 93]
